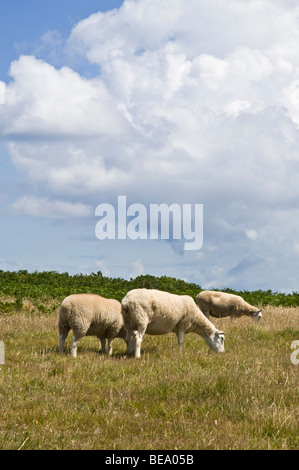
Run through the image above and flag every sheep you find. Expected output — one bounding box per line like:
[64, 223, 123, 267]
[196, 291, 262, 323]
[58, 293, 126, 357]
[121, 288, 225, 358]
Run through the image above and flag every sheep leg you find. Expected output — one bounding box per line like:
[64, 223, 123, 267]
[125, 330, 136, 355]
[135, 332, 142, 358]
[70, 335, 80, 358]
[177, 330, 185, 350]
[59, 330, 69, 354]
[134, 329, 145, 358]
[107, 339, 113, 356]
[100, 338, 106, 353]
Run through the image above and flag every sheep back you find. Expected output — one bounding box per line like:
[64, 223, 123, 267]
[121, 288, 213, 335]
[197, 290, 258, 318]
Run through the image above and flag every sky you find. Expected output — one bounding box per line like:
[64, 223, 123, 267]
[1, 0, 299, 292]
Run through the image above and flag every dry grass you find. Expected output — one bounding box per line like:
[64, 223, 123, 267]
[0, 306, 298, 450]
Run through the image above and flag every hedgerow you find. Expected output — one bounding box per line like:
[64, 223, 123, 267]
[0, 270, 299, 314]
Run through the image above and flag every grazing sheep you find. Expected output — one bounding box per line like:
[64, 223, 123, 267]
[196, 291, 262, 322]
[58, 293, 126, 357]
[121, 288, 225, 358]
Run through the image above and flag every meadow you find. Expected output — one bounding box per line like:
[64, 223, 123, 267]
[0, 271, 298, 450]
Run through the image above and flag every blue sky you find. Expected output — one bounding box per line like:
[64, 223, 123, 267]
[0, 1, 124, 78]
[1, 0, 299, 291]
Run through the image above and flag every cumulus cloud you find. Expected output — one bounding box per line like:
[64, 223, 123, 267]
[2, 0, 299, 199]
[2, 55, 129, 138]
[1, 1, 299, 196]
[2, 0, 299, 289]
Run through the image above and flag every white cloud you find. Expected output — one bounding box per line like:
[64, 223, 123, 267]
[41, 30, 63, 48]
[130, 258, 144, 278]
[11, 196, 92, 219]
[2, 55, 129, 138]
[245, 229, 258, 241]
[2, 0, 299, 289]
[0, 82, 5, 104]
[197, 54, 229, 91]
[225, 100, 252, 118]
[6, 140, 132, 197]
[2, 1, 299, 201]
[94, 259, 111, 276]
[280, 80, 299, 127]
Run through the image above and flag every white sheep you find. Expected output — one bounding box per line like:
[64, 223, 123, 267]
[58, 293, 126, 357]
[196, 290, 262, 322]
[121, 288, 225, 358]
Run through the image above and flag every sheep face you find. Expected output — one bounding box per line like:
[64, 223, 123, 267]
[204, 330, 225, 353]
[251, 309, 262, 322]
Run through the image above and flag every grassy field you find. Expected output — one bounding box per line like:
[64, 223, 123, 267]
[0, 303, 298, 450]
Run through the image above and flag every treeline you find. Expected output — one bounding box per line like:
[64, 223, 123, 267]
[0, 270, 299, 315]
